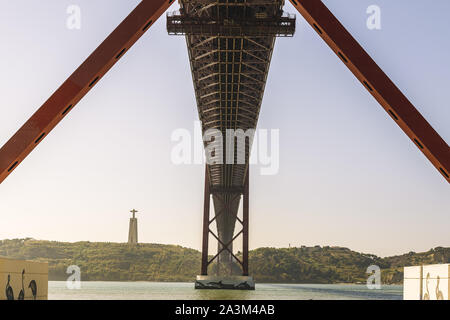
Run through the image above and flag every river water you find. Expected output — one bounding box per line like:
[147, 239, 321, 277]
[48, 281, 403, 300]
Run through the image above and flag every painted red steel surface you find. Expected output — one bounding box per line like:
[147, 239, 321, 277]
[289, 0, 450, 183]
[1, 1, 447, 185]
[0, 0, 175, 184]
[201, 166, 211, 276]
[242, 169, 249, 277]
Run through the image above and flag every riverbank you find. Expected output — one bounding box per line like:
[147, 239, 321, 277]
[1, 239, 447, 284]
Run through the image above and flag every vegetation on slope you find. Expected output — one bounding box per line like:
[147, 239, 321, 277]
[0, 239, 200, 282]
[0, 239, 448, 284]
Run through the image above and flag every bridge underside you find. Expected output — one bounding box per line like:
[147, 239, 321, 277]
[168, 0, 295, 275]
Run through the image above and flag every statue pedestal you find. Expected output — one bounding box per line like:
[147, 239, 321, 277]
[195, 275, 255, 290]
[0, 258, 48, 300]
[404, 264, 449, 300]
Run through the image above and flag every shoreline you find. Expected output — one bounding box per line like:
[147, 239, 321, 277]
[49, 280, 403, 286]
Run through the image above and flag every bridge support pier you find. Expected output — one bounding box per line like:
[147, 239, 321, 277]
[200, 166, 211, 276]
[196, 166, 254, 290]
[243, 169, 249, 277]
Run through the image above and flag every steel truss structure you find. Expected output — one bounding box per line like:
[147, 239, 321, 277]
[168, 0, 295, 274]
[201, 165, 249, 276]
[0, 0, 448, 279]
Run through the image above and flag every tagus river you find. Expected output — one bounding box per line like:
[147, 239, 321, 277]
[48, 282, 403, 300]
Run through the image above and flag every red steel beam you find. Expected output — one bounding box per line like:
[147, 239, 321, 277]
[0, 0, 175, 184]
[242, 168, 249, 276]
[201, 165, 211, 276]
[289, 0, 450, 183]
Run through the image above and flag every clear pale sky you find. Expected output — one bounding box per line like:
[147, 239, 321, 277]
[0, 0, 448, 257]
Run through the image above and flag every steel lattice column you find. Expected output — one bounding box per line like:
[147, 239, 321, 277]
[242, 168, 249, 276]
[201, 165, 211, 276]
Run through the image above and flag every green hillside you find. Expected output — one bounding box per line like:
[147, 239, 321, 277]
[0, 239, 448, 284]
[0, 239, 201, 282]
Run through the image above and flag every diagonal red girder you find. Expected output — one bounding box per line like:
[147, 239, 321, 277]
[289, 0, 450, 183]
[1, 0, 447, 185]
[0, 0, 175, 184]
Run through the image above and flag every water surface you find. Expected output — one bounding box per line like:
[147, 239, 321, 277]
[49, 281, 403, 300]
